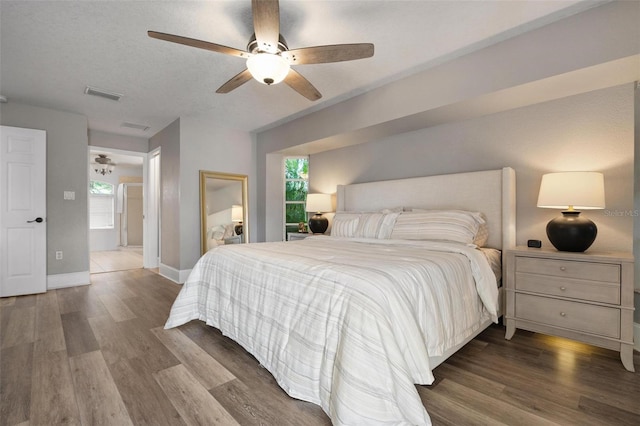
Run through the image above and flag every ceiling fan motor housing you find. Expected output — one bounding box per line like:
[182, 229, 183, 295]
[247, 33, 289, 55]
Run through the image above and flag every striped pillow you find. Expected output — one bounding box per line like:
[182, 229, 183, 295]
[390, 210, 485, 244]
[331, 213, 360, 237]
[354, 213, 385, 238]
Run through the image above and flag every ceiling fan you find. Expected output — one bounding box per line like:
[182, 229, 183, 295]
[148, 0, 374, 101]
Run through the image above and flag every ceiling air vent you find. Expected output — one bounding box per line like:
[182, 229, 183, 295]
[84, 86, 123, 102]
[121, 122, 150, 132]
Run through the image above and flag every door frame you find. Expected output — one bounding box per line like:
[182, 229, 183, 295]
[145, 147, 160, 269]
[88, 146, 159, 269]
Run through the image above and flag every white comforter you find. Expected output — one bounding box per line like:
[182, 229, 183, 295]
[165, 237, 498, 425]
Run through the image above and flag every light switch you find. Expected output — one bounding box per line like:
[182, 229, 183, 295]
[64, 191, 75, 200]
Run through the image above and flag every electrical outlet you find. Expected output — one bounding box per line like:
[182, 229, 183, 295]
[55, 251, 63, 260]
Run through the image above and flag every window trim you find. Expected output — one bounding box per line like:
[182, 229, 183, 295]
[89, 180, 115, 230]
[283, 156, 309, 240]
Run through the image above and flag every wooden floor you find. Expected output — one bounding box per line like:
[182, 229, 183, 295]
[1, 269, 639, 426]
[90, 247, 143, 274]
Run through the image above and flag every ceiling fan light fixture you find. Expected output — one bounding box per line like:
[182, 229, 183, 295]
[246, 53, 290, 85]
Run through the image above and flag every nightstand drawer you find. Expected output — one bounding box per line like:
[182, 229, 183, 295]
[515, 257, 619, 282]
[515, 293, 620, 338]
[515, 273, 620, 304]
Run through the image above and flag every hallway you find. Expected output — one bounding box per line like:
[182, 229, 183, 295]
[90, 246, 143, 274]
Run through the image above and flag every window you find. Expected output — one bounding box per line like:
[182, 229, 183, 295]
[89, 180, 115, 229]
[284, 157, 308, 238]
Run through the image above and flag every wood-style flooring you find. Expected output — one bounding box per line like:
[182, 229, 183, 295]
[90, 247, 143, 274]
[1, 268, 639, 425]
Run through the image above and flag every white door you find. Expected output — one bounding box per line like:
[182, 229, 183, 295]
[0, 126, 47, 297]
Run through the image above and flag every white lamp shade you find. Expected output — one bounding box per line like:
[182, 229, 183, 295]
[537, 172, 605, 210]
[246, 53, 290, 85]
[306, 193, 332, 213]
[231, 204, 244, 222]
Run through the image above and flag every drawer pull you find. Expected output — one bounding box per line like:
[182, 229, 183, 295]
[560, 312, 566, 317]
[559, 266, 567, 271]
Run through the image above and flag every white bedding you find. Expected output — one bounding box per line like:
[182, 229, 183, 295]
[165, 236, 499, 425]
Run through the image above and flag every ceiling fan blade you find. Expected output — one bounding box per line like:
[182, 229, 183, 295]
[284, 43, 374, 64]
[216, 69, 254, 94]
[148, 31, 250, 59]
[251, 0, 280, 52]
[283, 69, 322, 101]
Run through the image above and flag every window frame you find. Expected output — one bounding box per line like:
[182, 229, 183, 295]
[89, 180, 115, 230]
[283, 156, 309, 240]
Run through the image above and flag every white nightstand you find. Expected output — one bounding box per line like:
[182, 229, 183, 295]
[224, 235, 243, 244]
[287, 232, 310, 241]
[504, 246, 635, 372]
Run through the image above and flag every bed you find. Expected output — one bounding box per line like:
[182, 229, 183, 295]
[165, 167, 516, 425]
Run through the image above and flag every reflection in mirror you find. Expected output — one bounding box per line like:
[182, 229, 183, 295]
[200, 171, 249, 255]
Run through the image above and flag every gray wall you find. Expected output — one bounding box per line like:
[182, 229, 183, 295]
[310, 84, 634, 253]
[149, 118, 181, 270]
[149, 116, 255, 272]
[254, 0, 640, 242]
[179, 115, 254, 270]
[89, 129, 149, 152]
[0, 102, 89, 275]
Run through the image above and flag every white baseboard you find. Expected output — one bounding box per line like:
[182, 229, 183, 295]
[634, 322, 640, 353]
[47, 271, 91, 290]
[159, 263, 191, 284]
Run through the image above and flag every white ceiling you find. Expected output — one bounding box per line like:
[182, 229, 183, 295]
[1, 1, 601, 138]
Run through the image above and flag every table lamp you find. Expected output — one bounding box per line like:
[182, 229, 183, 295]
[231, 204, 244, 235]
[537, 172, 605, 252]
[305, 193, 332, 234]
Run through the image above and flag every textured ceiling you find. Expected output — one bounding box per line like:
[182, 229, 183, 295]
[0, 1, 599, 138]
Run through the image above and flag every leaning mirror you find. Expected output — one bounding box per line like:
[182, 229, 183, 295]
[200, 170, 249, 255]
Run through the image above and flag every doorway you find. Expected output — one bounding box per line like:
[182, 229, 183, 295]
[89, 147, 147, 274]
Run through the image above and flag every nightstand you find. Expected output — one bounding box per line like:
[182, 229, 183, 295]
[505, 247, 635, 372]
[287, 232, 310, 241]
[224, 235, 243, 244]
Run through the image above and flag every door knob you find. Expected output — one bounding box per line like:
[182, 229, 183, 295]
[27, 217, 44, 223]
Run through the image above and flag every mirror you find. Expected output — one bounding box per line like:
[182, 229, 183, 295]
[200, 170, 249, 254]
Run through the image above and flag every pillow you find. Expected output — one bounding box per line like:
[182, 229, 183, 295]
[390, 210, 485, 244]
[331, 213, 360, 237]
[354, 213, 385, 238]
[211, 225, 226, 241]
[474, 221, 489, 247]
[377, 212, 401, 239]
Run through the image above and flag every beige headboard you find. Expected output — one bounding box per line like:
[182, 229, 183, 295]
[335, 167, 516, 250]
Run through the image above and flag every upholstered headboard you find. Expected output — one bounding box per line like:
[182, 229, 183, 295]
[335, 167, 516, 250]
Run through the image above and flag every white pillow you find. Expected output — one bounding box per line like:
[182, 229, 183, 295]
[211, 225, 226, 241]
[377, 212, 401, 239]
[354, 213, 385, 238]
[331, 213, 360, 237]
[390, 210, 485, 244]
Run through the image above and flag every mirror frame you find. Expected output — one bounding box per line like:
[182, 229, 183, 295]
[200, 170, 249, 255]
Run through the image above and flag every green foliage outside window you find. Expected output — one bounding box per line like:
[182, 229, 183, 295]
[89, 180, 114, 194]
[284, 158, 309, 238]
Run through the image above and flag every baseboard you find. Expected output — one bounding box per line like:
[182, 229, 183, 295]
[159, 263, 191, 284]
[47, 271, 91, 290]
[634, 322, 640, 353]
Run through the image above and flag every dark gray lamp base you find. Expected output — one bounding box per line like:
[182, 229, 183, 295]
[308, 214, 328, 234]
[546, 211, 597, 252]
